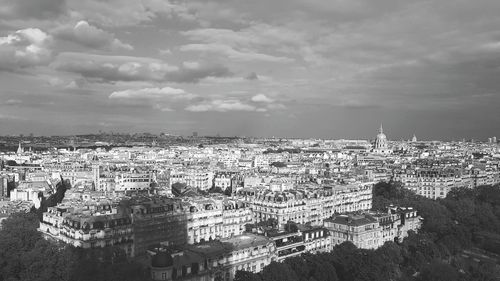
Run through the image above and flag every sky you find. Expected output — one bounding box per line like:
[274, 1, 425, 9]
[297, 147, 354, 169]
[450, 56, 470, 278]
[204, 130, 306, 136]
[1, 0, 500, 140]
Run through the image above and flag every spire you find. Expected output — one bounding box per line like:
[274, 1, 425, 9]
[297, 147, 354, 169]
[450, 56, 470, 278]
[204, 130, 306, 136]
[379, 123, 383, 134]
[17, 142, 23, 154]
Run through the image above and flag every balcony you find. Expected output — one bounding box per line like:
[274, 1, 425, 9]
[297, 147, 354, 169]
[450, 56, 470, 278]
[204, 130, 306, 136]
[277, 245, 306, 258]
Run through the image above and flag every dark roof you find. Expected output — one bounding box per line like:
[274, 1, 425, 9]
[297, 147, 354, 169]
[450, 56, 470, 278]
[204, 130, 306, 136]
[151, 251, 174, 268]
[326, 214, 377, 226]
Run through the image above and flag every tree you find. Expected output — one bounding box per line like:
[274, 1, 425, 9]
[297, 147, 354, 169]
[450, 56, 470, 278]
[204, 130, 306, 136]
[234, 271, 262, 281]
[416, 260, 459, 281]
[261, 262, 299, 281]
[171, 182, 188, 196]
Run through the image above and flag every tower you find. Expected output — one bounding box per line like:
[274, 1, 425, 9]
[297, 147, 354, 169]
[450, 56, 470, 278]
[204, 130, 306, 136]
[412, 134, 417, 142]
[91, 155, 100, 191]
[16, 142, 23, 154]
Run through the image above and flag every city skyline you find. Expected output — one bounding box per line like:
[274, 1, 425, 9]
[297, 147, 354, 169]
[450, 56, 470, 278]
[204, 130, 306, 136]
[1, 0, 500, 139]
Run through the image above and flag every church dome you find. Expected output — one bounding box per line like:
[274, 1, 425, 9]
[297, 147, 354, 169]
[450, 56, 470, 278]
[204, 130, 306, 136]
[376, 132, 387, 141]
[374, 124, 388, 149]
[151, 252, 174, 268]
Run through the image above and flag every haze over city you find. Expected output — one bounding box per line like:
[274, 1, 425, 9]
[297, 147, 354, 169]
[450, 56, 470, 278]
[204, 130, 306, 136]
[1, 0, 500, 139]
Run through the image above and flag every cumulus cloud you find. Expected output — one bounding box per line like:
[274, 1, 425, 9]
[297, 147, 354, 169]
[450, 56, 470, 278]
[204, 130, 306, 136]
[251, 94, 274, 103]
[54, 52, 231, 83]
[0, 28, 52, 71]
[53, 52, 178, 82]
[186, 100, 257, 112]
[54, 21, 133, 50]
[109, 87, 195, 100]
[184, 93, 286, 113]
[109, 86, 197, 112]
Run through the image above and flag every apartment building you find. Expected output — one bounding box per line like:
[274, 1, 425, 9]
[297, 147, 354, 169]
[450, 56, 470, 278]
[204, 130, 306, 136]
[330, 183, 373, 213]
[324, 206, 421, 249]
[150, 233, 275, 281]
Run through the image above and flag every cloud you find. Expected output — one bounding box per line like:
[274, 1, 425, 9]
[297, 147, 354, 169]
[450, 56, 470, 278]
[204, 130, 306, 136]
[246, 72, 259, 80]
[183, 92, 286, 113]
[0, 0, 66, 20]
[54, 21, 133, 50]
[251, 94, 274, 103]
[1, 99, 23, 105]
[53, 52, 177, 82]
[180, 24, 310, 62]
[266, 103, 287, 110]
[109, 86, 197, 112]
[0, 28, 52, 71]
[54, 52, 231, 83]
[109, 87, 195, 100]
[170, 63, 233, 83]
[180, 43, 293, 63]
[65, 78, 87, 89]
[186, 99, 257, 112]
[159, 48, 172, 55]
[66, 0, 196, 27]
[0, 114, 23, 120]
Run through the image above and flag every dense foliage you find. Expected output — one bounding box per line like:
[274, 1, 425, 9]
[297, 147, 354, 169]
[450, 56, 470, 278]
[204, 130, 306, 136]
[235, 182, 500, 281]
[0, 212, 149, 281]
